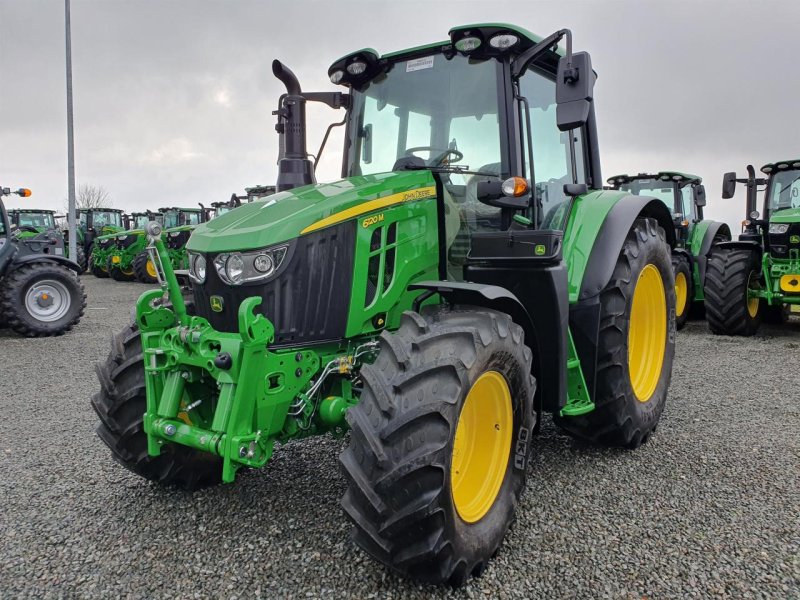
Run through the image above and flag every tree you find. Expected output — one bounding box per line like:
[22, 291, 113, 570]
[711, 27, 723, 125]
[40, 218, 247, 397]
[64, 184, 112, 212]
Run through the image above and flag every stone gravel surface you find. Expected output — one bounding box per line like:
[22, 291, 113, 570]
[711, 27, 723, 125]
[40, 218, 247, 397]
[1, 277, 798, 599]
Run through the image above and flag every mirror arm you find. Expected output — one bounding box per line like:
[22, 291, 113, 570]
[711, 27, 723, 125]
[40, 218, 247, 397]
[511, 29, 572, 78]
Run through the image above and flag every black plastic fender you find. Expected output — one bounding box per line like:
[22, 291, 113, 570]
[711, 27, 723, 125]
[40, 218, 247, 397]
[695, 221, 732, 285]
[11, 253, 83, 274]
[710, 239, 762, 258]
[578, 196, 675, 301]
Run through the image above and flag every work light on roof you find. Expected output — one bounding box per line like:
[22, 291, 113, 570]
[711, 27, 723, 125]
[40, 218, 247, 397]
[489, 33, 519, 50]
[778, 163, 789, 169]
[762, 166, 773, 173]
[793, 162, 800, 168]
[329, 70, 344, 84]
[454, 36, 482, 52]
[346, 61, 367, 75]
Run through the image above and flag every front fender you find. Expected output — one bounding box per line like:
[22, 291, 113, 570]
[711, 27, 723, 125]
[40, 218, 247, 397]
[690, 220, 732, 288]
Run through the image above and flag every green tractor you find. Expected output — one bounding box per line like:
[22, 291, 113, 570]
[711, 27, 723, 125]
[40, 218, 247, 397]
[106, 211, 164, 282]
[607, 172, 731, 328]
[1, 186, 86, 336]
[131, 207, 206, 284]
[10, 208, 89, 271]
[704, 161, 800, 335]
[93, 25, 677, 585]
[79, 208, 126, 277]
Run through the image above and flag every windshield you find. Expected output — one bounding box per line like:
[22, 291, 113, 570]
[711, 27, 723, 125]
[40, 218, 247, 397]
[18, 212, 55, 229]
[768, 170, 800, 212]
[214, 206, 232, 218]
[163, 210, 179, 229]
[346, 53, 502, 176]
[92, 211, 122, 228]
[619, 179, 676, 210]
[182, 211, 201, 226]
[133, 215, 150, 229]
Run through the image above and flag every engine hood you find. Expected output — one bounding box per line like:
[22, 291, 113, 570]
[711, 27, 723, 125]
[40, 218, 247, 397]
[188, 171, 437, 253]
[770, 207, 800, 223]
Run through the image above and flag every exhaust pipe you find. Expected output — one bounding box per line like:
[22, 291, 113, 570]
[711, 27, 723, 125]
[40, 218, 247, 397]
[273, 60, 315, 192]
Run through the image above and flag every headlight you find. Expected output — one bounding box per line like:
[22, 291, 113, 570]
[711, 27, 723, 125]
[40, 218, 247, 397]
[188, 253, 206, 284]
[212, 244, 289, 285]
[769, 223, 790, 234]
[117, 235, 128, 241]
[169, 231, 180, 237]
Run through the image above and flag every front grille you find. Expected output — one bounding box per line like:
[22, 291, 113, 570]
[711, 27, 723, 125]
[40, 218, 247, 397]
[116, 236, 137, 249]
[769, 222, 800, 258]
[192, 221, 356, 347]
[98, 238, 114, 249]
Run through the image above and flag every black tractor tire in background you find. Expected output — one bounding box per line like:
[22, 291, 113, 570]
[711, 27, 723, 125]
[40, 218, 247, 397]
[704, 247, 762, 336]
[672, 254, 693, 330]
[554, 218, 675, 449]
[107, 256, 136, 282]
[133, 250, 159, 284]
[762, 303, 790, 325]
[0, 261, 86, 336]
[91, 320, 223, 490]
[340, 306, 535, 586]
[75, 245, 87, 272]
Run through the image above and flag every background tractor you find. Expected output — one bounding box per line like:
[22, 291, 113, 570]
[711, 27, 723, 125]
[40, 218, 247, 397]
[106, 211, 164, 282]
[704, 162, 800, 335]
[1, 186, 86, 336]
[93, 24, 676, 585]
[607, 172, 731, 328]
[131, 206, 206, 284]
[10, 208, 88, 270]
[75, 208, 125, 276]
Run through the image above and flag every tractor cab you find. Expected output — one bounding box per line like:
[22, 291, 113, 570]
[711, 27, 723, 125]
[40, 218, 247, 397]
[9, 209, 58, 233]
[608, 172, 706, 244]
[244, 185, 276, 203]
[160, 207, 203, 229]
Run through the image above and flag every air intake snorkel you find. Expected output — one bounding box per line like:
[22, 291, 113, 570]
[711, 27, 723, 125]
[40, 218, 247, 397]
[272, 60, 349, 192]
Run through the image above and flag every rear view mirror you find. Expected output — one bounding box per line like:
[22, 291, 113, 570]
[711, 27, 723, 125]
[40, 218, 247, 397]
[693, 184, 707, 207]
[556, 52, 595, 132]
[476, 179, 531, 210]
[721, 172, 737, 199]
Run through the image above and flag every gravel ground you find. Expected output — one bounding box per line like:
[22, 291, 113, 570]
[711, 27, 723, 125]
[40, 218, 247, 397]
[1, 276, 798, 599]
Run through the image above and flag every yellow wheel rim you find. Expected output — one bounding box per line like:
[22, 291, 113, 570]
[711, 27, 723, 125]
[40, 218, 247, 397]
[675, 272, 688, 317]
[746, 272, 760, 318]
[146, 259, 157, 278]
[451, 370, 513, 523]
[628, 264, 667, 403]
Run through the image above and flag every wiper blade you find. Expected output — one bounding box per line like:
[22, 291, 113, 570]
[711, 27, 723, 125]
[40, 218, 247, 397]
[403, 165, 498, 177]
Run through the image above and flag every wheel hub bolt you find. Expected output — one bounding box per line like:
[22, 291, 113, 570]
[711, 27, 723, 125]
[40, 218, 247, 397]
[36, 292, 54, 308]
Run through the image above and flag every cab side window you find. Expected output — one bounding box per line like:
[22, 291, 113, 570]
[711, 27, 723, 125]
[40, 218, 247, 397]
[519, 65, 587, 231]
[681, 185, 696, 221]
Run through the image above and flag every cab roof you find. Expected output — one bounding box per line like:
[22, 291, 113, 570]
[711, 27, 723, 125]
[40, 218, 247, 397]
[9, 208, 55, 214]
[607, 171, 702, 186]
[760, 160, 800, 174]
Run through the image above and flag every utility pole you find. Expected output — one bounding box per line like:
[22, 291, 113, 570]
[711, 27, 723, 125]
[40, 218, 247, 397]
[65, 0, 77, 264]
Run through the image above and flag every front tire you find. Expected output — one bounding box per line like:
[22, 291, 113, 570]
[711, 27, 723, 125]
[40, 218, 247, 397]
[91, 321, 223, 490]
[0, 261, 86, 336]
[555, 218, 675, 448]
[340, 307, 535, 586]
[133, 250, 159, 284]
[704, 247, 762, 336]
[107, 256, 136, 282]
[672, 254, 692, 330]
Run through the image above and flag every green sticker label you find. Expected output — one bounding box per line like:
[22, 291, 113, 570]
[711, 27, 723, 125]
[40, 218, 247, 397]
[534, 244, 546, 256]
[210, 296, 224, 312]
[790, 235, 800, 244]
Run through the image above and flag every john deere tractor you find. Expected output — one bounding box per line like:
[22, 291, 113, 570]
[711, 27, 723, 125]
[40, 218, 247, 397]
[106, 212, 164, 282]
[131, 207, 205, 284]
[607, 172, 731, 328]
[93, 24, 676, 585]
[1, 186, 86, 336]
[81, 208, 126, 277]
[704, 162, 800, 335]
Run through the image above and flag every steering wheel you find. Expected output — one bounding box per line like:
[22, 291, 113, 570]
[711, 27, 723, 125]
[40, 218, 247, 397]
[404, 146, 464, 167]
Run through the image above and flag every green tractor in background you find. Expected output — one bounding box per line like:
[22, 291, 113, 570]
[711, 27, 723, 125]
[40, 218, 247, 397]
[93, 24, 677, 585]
[607, 172, 731, 328]
[133, 206, 206, 284]
[704, 161, 800, 335]
[106, 211, 164, 282]
[10, 208, 88, 270]
[1, 186, 86, 336]
[78, 208, 126, 277]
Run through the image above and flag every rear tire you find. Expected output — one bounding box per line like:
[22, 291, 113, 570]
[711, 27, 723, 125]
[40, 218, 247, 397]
[704, 247, 762, 336]
[133, 250, 159, 284]
[672, 254, 692, 330]
[91, 321, 223, 490]
[555, 218, 675, 448]
[0, 261, 86, 337]
[340, 307, 535, 586]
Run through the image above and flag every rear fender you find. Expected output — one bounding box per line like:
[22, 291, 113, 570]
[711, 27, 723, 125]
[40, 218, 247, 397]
[11, 253, 82, 274]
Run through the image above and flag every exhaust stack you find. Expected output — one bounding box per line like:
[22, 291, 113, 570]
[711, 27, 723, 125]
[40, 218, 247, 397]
[273, 60, 316, 192]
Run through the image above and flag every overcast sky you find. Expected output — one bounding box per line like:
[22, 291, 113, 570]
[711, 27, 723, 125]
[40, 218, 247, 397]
[1, 0, 799, 231]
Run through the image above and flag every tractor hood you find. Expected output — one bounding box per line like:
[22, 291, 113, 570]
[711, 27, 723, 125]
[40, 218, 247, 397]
[188, 171, 437, 253]
[771, 207, 800, 223]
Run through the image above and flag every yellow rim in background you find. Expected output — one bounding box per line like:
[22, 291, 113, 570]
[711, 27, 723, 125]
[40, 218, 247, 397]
[628, 264, 667, 403]
[451, 371, 513, 523]
[675, 271, 688, 317]
[747, 272, 760, 318]
[146, 260, 157, 278]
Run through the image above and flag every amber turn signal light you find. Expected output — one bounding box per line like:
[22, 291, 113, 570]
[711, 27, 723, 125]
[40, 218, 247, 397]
[501, 177, 529, 197]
